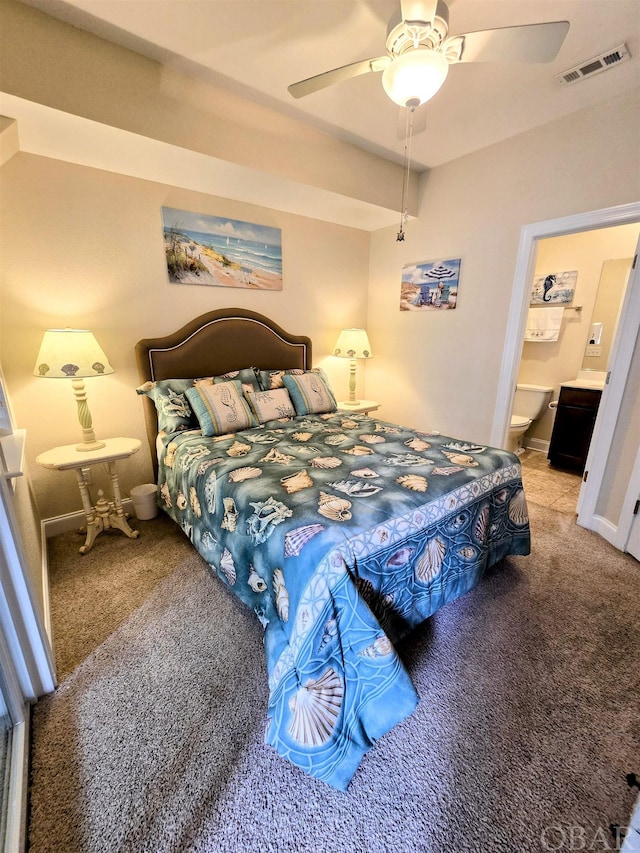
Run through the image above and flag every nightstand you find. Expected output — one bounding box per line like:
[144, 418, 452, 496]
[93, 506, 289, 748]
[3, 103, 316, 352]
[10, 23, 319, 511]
[36, 437, 141, 554]
[336, 400, 380, 415]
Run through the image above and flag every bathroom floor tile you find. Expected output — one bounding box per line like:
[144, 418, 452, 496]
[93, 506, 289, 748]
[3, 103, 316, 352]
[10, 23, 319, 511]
[518, 450, 582, 516]
[521, 469, 572, 501]
[519, 450, 549, 469]
[545, 465, 582, 485]
[540, 467, 582, 488]
[522, 481, 556, 508]
[550, 490, 579, 512]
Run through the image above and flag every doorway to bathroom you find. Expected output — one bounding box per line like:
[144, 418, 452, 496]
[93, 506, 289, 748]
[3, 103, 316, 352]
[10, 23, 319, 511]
[509, 226, 635, 517]
[491, 201, 640, 553]
[511, 224, 638, 512]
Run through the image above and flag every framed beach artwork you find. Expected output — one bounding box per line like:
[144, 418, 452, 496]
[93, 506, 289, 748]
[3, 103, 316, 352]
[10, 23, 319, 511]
[530, 270, 577, 305]
[400, 258, 461, 311]
[161, 207, 283, 290]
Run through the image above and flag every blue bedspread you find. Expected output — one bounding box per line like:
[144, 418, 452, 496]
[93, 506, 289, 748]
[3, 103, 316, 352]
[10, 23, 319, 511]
[157, 411, 530, 789]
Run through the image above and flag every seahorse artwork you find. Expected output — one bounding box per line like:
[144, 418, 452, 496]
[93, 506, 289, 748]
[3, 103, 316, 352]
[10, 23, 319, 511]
[218, 385, 239, 423]
[309, 375, 323, 400]
[542, 274, 556, 301]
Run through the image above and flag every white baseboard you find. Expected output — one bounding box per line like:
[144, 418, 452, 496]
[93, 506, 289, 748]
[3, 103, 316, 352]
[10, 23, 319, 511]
[579, 513, 619, 548]
[42, 509, 87, 538]
[39, 520, 53, 644]
[5, 715, 28, 853]
[524, 437, 550, 453]
[42, 497, 134, 537]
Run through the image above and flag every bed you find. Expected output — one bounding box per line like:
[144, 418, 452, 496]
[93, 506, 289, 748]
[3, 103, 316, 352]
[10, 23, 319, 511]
[135, 308, 530, 790]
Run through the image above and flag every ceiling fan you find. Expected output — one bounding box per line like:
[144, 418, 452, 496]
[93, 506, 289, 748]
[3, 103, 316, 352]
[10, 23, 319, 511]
[288, 0, 570, 108]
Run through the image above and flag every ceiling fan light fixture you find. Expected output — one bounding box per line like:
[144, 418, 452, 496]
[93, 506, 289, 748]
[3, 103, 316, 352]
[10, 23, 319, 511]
[381, 48, 449, 107]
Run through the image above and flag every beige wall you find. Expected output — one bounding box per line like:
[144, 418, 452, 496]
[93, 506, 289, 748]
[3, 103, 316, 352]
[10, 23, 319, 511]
[1, 0, 639, 537]
[0, 153, 370, 518]
[519, 226, 639, 445]
[0, 0, 417, 216]
[585, 258, 632, 373]
[367, 91, 640, 449]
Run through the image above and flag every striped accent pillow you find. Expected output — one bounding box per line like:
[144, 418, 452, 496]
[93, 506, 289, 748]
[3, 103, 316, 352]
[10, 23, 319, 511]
[282, 371, 337, 415]
[186, 380, 257, 437]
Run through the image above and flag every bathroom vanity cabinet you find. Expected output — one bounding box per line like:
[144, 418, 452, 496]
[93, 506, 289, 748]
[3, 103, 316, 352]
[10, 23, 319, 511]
[548, 385, 602, 473]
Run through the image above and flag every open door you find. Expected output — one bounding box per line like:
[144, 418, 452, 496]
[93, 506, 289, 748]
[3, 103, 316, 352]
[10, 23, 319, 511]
[617, 438, 640, 562]
[626, 504, 640, 562]
[577, 235, 640, 543]
[492, 201, 640, 549]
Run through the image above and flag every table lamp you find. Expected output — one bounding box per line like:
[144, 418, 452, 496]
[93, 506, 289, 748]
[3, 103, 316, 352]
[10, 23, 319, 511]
[33, 328, 114, 451]
[332, 328, 373, 406]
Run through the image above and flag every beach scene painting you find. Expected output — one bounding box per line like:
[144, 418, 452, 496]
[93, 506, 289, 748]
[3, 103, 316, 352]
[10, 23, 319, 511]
[400, 258, 460, 311]
[530, 270, 577, 305]
[162, 207, 283, 290]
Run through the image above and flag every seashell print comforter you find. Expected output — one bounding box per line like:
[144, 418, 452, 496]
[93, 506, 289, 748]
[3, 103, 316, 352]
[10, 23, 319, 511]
[157, 411, 531, 790]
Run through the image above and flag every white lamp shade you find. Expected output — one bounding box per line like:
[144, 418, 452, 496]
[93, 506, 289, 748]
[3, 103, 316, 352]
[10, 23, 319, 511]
[333, 329, 373, 360]
[382, 49, 449, 107]
[33, 329, 114, 378]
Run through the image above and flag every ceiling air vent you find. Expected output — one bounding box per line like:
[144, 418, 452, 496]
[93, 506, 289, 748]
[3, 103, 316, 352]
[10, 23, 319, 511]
[556, 43, 631, 85]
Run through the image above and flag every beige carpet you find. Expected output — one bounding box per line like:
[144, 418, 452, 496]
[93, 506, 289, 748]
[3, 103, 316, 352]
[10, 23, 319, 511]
[29, 502, 640, 852]
[46, 514, 193, 681]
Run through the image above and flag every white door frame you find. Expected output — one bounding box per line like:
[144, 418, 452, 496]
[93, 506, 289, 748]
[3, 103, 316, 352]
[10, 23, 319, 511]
[0, 473, 56, 700]
[490, 201, 640, 542]
[577, 235, 639, 544]
[619, 442, 640, 557]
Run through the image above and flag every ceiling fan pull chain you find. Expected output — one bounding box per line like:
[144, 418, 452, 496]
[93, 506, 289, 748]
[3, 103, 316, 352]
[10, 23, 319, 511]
[397, 99, 418, 242]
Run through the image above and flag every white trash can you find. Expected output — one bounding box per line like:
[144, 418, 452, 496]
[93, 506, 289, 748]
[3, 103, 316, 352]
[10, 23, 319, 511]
[130, 484, 159, 520]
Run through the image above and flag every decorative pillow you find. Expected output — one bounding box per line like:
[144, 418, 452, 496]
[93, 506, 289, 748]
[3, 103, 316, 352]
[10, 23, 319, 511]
[211, 367, 261, 394]
[257, 368, 305, 391]
[246, 388, 296, 423]
[186, 380, 257, 437]
[282, 371, 337, 415]
[136, 379, 197, 434]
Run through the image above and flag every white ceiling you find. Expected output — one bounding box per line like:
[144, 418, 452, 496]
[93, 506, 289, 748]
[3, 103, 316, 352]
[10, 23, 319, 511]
[17, 0, 640, 170]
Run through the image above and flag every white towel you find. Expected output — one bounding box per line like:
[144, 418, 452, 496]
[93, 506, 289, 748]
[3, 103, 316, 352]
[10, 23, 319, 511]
[524, 307, 564, 342]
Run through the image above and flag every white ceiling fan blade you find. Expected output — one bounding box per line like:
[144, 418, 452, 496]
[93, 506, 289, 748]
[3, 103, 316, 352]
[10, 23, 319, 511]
[400, 0, 438, 25]
[452, 21, 570, 64]
[288, 56, 390, 98]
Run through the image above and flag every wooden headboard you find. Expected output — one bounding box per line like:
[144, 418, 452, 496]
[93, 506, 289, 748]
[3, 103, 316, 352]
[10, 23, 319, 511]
[135, 308, 312, 474]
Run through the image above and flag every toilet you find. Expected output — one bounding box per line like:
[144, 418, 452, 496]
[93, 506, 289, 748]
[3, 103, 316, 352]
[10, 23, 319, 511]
[508, 383, 553, 454]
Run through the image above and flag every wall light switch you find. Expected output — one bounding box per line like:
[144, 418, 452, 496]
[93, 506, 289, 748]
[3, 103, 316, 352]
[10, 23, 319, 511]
[585, 345, 602, 357]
